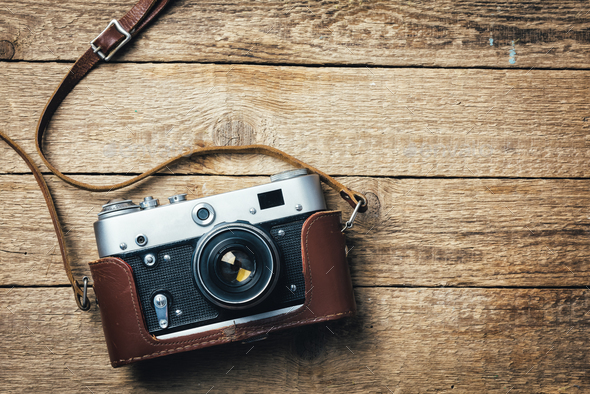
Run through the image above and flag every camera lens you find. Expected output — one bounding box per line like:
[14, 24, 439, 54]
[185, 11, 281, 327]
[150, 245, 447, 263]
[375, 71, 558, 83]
[193, 223, 280, 310]
[196, 208, 210, 220]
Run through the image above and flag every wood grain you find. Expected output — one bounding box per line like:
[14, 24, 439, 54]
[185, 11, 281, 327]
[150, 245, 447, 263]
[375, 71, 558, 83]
[2, 63, 590, 178]
[1, 287, 589, 393]
[1, 174, 588, 287]
[1, 0, 589, 68]
[2, 1, 589, 391]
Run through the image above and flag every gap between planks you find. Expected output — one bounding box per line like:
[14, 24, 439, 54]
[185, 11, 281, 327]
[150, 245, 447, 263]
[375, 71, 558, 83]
[2, 59, 590, 72]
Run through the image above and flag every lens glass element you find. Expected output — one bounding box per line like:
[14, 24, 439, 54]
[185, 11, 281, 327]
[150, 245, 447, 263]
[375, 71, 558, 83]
[216, 249, 255, 286]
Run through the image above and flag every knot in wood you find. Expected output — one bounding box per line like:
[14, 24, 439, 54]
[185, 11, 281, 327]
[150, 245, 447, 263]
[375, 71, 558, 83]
[0, 41, 15, 60]
[213, 117, 256, 146]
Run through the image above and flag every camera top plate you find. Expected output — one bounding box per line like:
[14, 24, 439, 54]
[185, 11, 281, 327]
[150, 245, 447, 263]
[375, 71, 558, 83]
[94, 174, 326, 257]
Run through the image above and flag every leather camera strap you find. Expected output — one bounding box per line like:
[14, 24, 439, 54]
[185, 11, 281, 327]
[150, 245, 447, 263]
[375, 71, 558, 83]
[0, 0, 367, 310]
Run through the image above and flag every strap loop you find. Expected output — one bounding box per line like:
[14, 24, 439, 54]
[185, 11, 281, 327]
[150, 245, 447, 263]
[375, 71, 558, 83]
[341, 196, 365, 232]
[90, 20, 132, 61]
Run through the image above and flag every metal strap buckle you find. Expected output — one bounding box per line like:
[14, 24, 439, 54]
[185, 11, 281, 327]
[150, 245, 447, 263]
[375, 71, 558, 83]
[90, 19, 131, 62]
[342, 197, 365, 232]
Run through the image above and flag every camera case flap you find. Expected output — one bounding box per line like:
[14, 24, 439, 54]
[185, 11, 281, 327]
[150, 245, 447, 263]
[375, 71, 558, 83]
[89, 210, 356, 367]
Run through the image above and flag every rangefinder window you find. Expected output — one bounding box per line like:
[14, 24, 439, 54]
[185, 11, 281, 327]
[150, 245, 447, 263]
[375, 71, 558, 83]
[257, 189, 285, 210]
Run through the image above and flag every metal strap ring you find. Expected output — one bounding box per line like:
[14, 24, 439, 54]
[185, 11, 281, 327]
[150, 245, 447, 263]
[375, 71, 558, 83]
[342, 197, 365, 232]
[79, 276, 90, 310]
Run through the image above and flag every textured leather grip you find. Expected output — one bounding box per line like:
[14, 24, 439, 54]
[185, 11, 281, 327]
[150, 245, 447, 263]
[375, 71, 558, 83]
[89, 211, 356, 367]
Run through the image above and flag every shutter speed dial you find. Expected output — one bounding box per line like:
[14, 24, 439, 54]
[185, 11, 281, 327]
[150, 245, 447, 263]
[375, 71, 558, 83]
[97, 199, 140, 219]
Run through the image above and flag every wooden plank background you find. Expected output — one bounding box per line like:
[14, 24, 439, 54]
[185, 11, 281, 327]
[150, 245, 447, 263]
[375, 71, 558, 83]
[1, 0, 590, 67]
[1, 0, 590, 392]
[2, 63, 590, 178]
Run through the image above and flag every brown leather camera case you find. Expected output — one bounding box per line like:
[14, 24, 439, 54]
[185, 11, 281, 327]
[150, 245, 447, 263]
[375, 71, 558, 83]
[89, 210, 356, 367]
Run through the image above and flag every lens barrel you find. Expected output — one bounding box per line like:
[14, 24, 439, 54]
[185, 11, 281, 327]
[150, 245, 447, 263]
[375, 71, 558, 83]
[193, 223, 280, 310]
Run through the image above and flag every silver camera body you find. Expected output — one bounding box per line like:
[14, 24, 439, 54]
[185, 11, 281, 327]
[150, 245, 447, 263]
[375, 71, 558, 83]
[93, 170, 327, 339]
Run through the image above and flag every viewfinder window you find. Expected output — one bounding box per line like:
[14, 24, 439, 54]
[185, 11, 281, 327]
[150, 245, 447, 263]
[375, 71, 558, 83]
[258, 189, 285, 210]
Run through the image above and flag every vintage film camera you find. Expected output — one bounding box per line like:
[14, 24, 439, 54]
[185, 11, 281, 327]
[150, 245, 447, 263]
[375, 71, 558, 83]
[94, 169, 332, 339]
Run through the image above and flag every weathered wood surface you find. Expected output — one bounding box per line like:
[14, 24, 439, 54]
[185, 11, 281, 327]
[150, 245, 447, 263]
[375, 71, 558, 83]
[2, 63, 590, 178]
[1, 174, 589, 287]
[1, 0, 590, 68]
[2, 0, 589, 391]
[2, 287, 589, 393]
